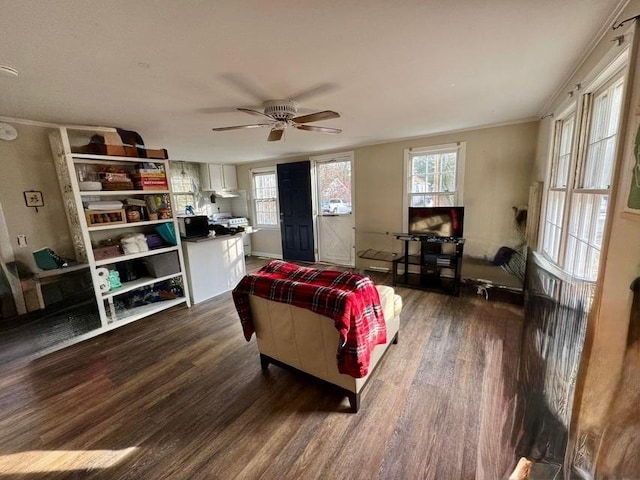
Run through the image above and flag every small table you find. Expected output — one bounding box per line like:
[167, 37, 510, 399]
[33, 263, 90, 309]
[392, 234, 465, 296]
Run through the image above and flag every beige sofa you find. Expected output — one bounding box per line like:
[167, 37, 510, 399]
[248, 285, 402, 412]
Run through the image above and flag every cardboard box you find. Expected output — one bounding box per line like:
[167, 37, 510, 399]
[101, 180, 135, 191]
[73, 144, 139, 157]
[136, 147, 169, 159]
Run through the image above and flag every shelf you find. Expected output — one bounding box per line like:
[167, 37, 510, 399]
[94, 246, 178, 266]
[49, 127, 191, 338]
[393, 234, 464, 296]
[102, 272, 183, 299]
[358, 249, 399, 262]
[393, 254, 422, 266]
[70, 153, 169, 163]
[80, 189, 170, 196]
[88, 218, 174, 232]
[108, 297, 187, 326]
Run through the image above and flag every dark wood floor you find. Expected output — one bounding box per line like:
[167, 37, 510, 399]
[0, 258, 524, 479]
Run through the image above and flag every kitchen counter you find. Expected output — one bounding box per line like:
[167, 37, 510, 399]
[182, 233, 243, 243]
[180, 234, 246, 304]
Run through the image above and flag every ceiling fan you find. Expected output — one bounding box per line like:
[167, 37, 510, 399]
[212, 100, 341, 142]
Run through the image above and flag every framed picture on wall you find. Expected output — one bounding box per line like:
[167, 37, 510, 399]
[23, 190, 44, 209]
[624, 121, 640, 217]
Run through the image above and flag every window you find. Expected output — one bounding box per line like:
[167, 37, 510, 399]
[541, 62, 626, 281]
[317, 155, 352, 215]
[403, 143, 465, 229]
[251, 168, 278, 227]
[169, 161, 201, 215]
[542, 111, 575, 262]
[405, 143, 464, 209]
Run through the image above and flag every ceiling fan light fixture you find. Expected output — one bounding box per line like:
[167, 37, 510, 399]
[262, 100, 298, 121]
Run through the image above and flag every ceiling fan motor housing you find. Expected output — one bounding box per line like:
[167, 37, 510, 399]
[263, 100, 298, 121]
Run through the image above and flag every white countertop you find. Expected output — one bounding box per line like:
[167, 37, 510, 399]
[182, 233, 243, 244]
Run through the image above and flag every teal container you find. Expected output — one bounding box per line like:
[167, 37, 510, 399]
[155, 222, 177, 246]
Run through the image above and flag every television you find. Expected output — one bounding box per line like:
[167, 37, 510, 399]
[408, 206, 464, 238]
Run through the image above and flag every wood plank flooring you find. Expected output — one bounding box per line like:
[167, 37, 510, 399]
[0, 259, 524, 479]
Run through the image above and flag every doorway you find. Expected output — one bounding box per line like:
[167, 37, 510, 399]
[313, 152, 355, 266]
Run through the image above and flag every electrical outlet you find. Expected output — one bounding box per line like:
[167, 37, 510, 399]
[17, 235, 27, 247]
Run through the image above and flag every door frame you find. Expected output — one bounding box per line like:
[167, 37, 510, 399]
[310, 151, 355, 266]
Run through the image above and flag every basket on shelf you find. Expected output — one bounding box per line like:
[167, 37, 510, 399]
[93, 245, 122, 260]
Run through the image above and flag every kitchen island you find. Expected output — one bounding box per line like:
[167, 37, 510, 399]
[181, 234, 246, 304]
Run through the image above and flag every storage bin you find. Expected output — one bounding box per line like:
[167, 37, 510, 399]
[93, 245, 122, 260]
[145, 233, 165, 249]
[155, 222, 177, 245]
[143, 252, 180, 278]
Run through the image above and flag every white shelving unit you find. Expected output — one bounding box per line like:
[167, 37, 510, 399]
[49, 126, 191, 334]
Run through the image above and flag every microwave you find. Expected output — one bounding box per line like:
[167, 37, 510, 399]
[177, 215, 209, 238]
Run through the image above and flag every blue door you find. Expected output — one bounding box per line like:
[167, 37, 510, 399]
[277, 161, 315, 262]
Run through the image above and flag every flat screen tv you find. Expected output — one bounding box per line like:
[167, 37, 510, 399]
[408, 206, 464, 238]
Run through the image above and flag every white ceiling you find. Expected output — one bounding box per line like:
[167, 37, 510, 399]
[0, 0, 622, 163]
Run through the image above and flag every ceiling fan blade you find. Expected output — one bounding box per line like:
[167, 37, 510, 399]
[267, 128, 284, 142]
[289, 83, 337, 103]
[212, 123, 271, 131]
[291, 110, 340, 124]
[295, 124, 342, 134]
[220, 73, 270, 103]
[238, 107, 274, 121]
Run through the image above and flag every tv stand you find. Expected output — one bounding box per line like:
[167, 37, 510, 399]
[392, 234, 465, 296]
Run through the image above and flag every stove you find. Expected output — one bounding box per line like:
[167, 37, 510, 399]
[210, 212, 249, 227]
[228, 217, 249, 227]
[210, 213, 252, 255]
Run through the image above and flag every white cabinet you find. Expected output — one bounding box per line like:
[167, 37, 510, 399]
[181, 235, 246, 304]
[200, 163, 238, 191]
[49, 126, 191, 332]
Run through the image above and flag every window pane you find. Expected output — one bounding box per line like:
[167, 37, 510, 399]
[255, 199, 278, 225]
[543, 190, 565, 262]
[582, 79, 624, 189]
[411, 150, 457, 196]
[565, 193, 607, 281]
[172, 193, 195, 215]
[254, 172, 277, 199]
[554, 115, 575, 188]
[253, 172, 278, 226]
[436, 194, 455, 207]
[318, 160, 352, 215]
[411, 195, 429, 207]
[170, 162, 201, 215]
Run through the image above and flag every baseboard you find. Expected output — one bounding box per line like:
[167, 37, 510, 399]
[251, 252, 283, 260]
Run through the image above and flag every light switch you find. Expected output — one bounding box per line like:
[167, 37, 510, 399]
[17, 235, 27, 247]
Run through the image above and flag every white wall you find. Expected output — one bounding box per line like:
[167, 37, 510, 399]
[0, 123, 74, 271]
[236, 121, 539, 263]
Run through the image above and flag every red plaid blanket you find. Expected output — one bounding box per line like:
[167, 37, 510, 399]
[232, 260, 387, 378]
